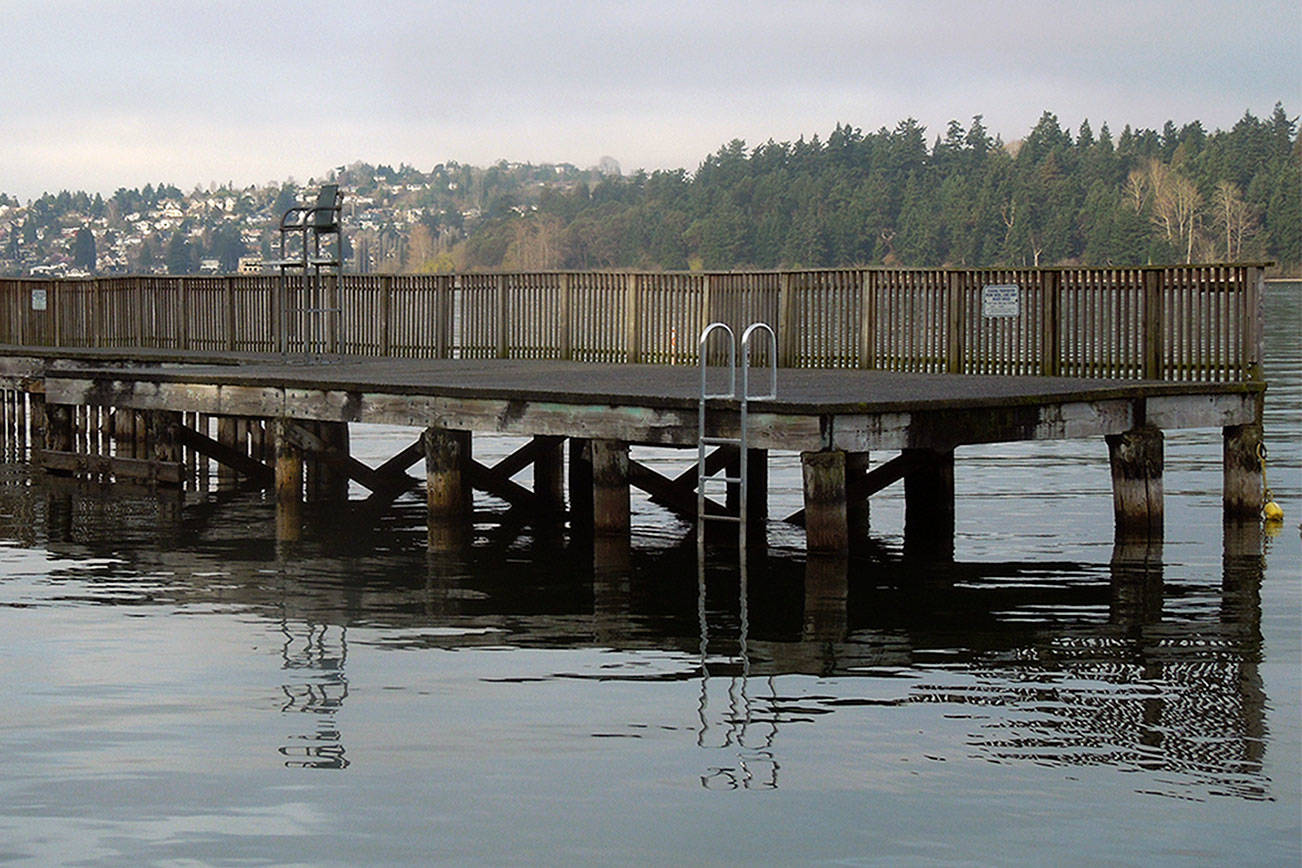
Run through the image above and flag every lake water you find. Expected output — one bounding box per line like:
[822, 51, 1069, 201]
[1, 284, 1298, 866]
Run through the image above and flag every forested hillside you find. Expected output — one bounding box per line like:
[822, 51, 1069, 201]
[2, 106, 1297, 277]
[460, 106, 1300, 273]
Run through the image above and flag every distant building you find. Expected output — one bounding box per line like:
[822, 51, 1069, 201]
[199, 259, 221, 274]
[237, 256, 264, 275]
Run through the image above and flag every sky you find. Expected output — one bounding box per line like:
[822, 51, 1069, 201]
[1, 0, 1298, 201]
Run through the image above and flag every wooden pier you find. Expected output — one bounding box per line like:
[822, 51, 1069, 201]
[0, 264, 1270, 560]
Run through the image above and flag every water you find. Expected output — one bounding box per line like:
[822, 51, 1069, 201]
[1, 286, 1299, 866]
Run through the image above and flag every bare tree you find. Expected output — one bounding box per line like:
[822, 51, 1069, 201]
[1211, 180, 1257, 260]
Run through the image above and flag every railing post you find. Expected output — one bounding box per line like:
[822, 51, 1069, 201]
[136, 276, 146, 347]
[51, 281, 61, 348]
[1143, 269, 1164, 380]
[94, 278, 105, 348]
[496, 273, 508, 359]
[858, 269, 876, 370]
[1244, 265, 1264, 383]
[180, 277, 190, 350]
[946, 270, 965, 374]
[380, 274, 392, 357]
[1041, 269, 1060, 376]
[779, 271, 798, 367]
[559, 272, 572, 361]
[625, 272, 642, 364]
[224, 276, 236, 351]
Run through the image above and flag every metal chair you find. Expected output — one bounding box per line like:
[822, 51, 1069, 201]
[273, 184, 344, 276]
[268, 184, 344, 355]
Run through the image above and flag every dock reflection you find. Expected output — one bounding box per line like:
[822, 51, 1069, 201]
[0, 469, 1275, 796]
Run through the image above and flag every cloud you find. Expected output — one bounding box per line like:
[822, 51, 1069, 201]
[0, 0, 1297, 198]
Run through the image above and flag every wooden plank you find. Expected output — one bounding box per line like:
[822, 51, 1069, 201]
[628, 457, 727, 520]
[36, 448, 183, 485]
[174, 422, 274, 487]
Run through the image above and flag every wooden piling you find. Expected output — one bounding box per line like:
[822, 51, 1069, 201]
[1106, 425, 1164, 540]
[424, 427, 471, 551]
[801, 450, 848, 555]
[568, 438, 593, 532]
[591, 439, 630, 537]
[533, 435, 565, 513]
[903, 448, 955, 559]
[1222, 423, 1264, 520]
[274, 418, 304, 541]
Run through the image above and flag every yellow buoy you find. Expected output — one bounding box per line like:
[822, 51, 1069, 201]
[1258, 444, 1284, 523]
[1263, 494, 1284, 522]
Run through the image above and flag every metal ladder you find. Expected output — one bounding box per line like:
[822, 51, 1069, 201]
[697, 322, 777, 552]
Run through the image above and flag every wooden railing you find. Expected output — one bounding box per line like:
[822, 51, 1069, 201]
[0, 265, 1266, 382]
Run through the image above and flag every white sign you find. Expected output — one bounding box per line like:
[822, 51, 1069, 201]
[981, 283, 1020, 318]
[31, 288, 47, 311]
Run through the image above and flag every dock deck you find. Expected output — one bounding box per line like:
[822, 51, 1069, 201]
[0, 344, 1267, 557]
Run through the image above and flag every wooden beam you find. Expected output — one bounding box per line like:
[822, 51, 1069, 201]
[174, 422, 275, 487]
[628, 458, 727, 520]
[786, 450, 926, 524]
[802, 450, 847, 555]
[36, 448, 183, 485]
[279, 420, 387, 493]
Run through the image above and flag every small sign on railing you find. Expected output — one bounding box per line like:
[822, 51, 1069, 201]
[981, 283, 1020, 318]
[31, 288, 47, 311]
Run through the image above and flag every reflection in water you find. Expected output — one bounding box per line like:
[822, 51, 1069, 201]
[696, 555, 780, 790]
[0, 456, 1280, 801]
[278, 618, 350, 770]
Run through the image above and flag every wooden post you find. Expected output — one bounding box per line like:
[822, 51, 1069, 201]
[591, 439, 630, 537]
[1223, 423, 1264, 520]
[1143, 269, 1164, 380]
[780, 271, 798, 368]
[424, 426, 471, 551]
[45, 402, 72, 454]
[319, 421, 351, 502]
[274, 418, 303, 542]
[495, 273, 508, 359]
[179, 277, 191, 350]
[29, 392, 45, 451]
[802, 450, 848, 555]
[559, 272, 572, 361]
[846, 450, 870, 541]
[216, 415, 239, 489]
[903, 447, 955, 560]
[380, 274, 392, 356]
[858, 269, 876, 370]
[568, 437, 593, 533]
[1106, 425, 1164, 540]
[534, 435, 565, 513]
[148, 410, 180, 464]
[1041, 269, 1060, 376]
[946, 270, 965, 374]
[625, 273, 642, 364]
[224, 276, 236, 351]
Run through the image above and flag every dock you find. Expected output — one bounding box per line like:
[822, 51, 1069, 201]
[0, 264, 1271, 560]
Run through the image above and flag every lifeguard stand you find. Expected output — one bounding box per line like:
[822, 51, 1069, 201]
[268, 184, 344, 354]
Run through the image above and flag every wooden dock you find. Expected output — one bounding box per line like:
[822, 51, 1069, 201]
[0, 264, 1272, 561]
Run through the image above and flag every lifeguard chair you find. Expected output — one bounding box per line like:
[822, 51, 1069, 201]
[268, 184, 344, 354]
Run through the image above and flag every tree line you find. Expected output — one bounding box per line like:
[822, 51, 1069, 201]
[449, 105, 1299, 274]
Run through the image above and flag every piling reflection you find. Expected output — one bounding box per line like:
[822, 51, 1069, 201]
[0, 466, 1278, 799]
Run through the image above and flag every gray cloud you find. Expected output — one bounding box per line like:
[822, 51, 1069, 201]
[1, 0, 1297, 198]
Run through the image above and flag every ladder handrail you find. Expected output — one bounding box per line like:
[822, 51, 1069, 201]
[698, 322, 736, 400]
[697, 321, 777, 557]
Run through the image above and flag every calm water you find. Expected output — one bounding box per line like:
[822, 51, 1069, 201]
[1, 286, 1298, 866]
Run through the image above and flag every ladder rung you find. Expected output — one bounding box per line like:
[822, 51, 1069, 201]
[701, 436, 742, 446]
[701, 514, 743, 523]
[699, 475, 741, 485]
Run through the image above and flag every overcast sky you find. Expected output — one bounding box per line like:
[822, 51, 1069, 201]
[1, 0, 1297, 200]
